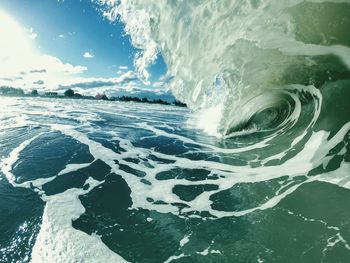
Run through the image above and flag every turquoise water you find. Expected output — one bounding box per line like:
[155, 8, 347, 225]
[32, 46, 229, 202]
[0, 93, 349, 262]
[2, 0, 350, 262]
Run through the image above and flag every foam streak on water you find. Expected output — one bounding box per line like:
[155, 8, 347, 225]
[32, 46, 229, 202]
[0, 95, 350, 262]
[0, 1, 350, 262]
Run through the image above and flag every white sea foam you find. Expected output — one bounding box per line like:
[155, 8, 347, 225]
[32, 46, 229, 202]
[2, 97, 349, 221]
[0, 135, 42, 187]
[0, 94, 349, 261]
[179, 235, 190, 247]
[0, 118, 129, 262]
[46, 112, 350, 219]
[1, 1, 350, 261]
[163, 253, 186, 263]
[31, 177, 129, 263]
[58, 163, 93, 176]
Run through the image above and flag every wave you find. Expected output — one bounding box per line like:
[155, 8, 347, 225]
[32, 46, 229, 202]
[1, 1, 350, 261]
[0, 93, 349, 261]
[98, 0, 350, 136]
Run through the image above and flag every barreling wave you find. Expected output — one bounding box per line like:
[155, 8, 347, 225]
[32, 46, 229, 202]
[98, 0, 350, 136]
[1, 2, 350, 262]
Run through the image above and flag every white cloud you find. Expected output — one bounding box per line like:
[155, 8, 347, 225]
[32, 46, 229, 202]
[0, 11, 169, 99]
[58, 32, 75, 39]
[58, 70, 137, 90]
[0, 11, 87, 90]
[58, 78, 174, 101]
[83, 52, 94, 58]
[53, 70, 174, 100]
[39, 55, 87, 74]
[153, 81, 165, 88]
[28, 28, 37, 40]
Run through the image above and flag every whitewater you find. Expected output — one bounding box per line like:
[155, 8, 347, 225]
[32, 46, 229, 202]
[1, 0, 350, 262]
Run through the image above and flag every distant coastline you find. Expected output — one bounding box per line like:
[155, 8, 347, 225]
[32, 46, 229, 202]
[0, 86, 187, 107]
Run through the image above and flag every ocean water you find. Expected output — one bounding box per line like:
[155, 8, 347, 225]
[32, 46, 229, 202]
[0, 94, 349, 262]
[1, 0, 350, 262]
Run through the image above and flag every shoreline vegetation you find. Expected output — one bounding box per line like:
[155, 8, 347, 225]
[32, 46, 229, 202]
[0, 86, 187, 107]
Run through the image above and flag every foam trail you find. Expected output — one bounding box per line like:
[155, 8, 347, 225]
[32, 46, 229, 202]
[1, 91, 350, 261]
[49, 118, 350, 219]
[58, 163, 93, 176]
[31, 178, 129, 263]
[0, 128, 129, 262]
[0, 135, 42, 186]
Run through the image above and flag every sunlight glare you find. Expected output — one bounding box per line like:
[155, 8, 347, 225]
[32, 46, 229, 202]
[0, 10, 36, 77]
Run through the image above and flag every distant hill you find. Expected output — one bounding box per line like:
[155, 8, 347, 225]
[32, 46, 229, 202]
[0, 86, 187, 107]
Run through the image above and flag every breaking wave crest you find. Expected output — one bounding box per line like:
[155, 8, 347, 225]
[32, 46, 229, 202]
[99, 0, 350, 136]
[1, 1, 350, 262]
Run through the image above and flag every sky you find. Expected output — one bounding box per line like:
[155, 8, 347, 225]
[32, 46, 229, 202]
[0, 0, 172, 100]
